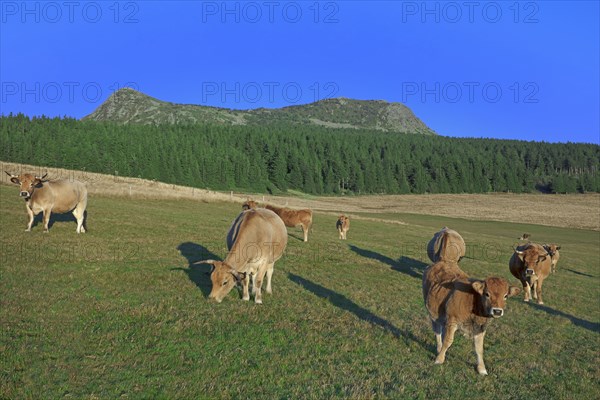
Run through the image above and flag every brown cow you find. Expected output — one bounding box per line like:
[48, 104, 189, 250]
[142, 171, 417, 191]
[543, 244, 561, 273]
[509, 243, 552, 304]
[518, 233, 531, 242]
[242, 200, 258, 211]
[265, 204, 313, 242]
[6, 172, 88, 233]
[427, 227, 466, 263]
[423, 256, 520, 375]
[336, 215, 350, 240]
[242, 201, 312, 242]
[196, 208, 287, 304]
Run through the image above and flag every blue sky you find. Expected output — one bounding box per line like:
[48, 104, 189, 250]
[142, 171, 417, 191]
[1, 1, 598, 143]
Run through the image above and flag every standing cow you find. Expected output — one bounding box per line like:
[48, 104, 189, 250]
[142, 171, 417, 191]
[423, 245, 520, 375]
[427, 227, 466, 263]
[5, 172, 88, 233]
[242, 200, 258, 211]
[336, 215, 350, 240]
[543, 244, 561, 273]
[242, 200, 313, 243]
[509, 243, 552, 304]
[197, 208, 287, 304]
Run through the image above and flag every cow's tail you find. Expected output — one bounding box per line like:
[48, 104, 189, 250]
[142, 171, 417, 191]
[438, 231, 450, 262]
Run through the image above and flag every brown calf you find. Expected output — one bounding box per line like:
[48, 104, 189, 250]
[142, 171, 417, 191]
[423, 259, 520, 375]
[543, 244, 561, 273]
[241, 200, 312, 242]
[242, 200, 258, 210]
[518, 233, 531, 242]
[336, 215, 350, 240]
[509, 243, 552, 304]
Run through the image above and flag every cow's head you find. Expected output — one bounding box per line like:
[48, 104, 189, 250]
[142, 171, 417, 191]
[518, 233, 530, 241]
[242, 200, 258, 211]
[197, 260, 246, 303]
[543, 243, 561, 257]
[514, 245, 548, 280]
[472, 277, 520, 318]
[5, 172, 47, 199]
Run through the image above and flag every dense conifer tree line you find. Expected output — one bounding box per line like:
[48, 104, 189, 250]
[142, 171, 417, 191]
[1, 114, 598, 194]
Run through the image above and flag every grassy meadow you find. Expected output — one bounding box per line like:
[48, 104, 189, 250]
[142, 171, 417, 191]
[0, 184, 599, 399]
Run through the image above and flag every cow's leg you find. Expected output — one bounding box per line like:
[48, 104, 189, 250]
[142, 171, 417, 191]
[536, 280, 544, 305]
[253, 268, 267, 304]
[432, 320, 443, 353]
[42, 209, 51, 233]
[473, 330, 488, 375]
[532, 281, 538, 300]
[251, 273, 256, 295]
[302, 224, 308, 242]
[523, 281, 531, 302]
[241, 273, 250, 301]
[435, 323, 457, 364]
[265, 263, 274, 294]
[25, 205, 35, 232]
[73, 201, 86, 233]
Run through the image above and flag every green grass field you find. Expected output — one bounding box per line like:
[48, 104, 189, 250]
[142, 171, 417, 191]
[1, 185, 599, 399]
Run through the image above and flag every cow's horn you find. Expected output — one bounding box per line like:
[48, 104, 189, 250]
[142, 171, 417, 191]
[193, 259, 216, 265]
[4, 171, 15, 177]
[513, 247, 525, 255]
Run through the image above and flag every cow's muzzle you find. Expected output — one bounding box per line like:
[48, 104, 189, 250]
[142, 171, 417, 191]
[491, 308, 504, 318]
[207, 293, 222, 303]
[20, 191, 29, 197]
[525, 269, 535, 276]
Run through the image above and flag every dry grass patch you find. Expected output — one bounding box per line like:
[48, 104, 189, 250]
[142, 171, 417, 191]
[2, 160, 598, 230]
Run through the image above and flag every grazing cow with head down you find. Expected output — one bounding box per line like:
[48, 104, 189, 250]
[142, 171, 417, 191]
[423, 245, 520, 375]
[336, 215, 350, 240]
[509, 243, 552, 304]
[5, 172, 88, 233]
[543, 244, 561, 273]
[427, 227, 466, 263]
[197, 208, 287, 304]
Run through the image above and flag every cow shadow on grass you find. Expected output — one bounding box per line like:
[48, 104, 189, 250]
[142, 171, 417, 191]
[564, 268, 594, 278]
[288, 273, 434, 353]
[29, 210, 88, 231]
[529, 303, 600, 333]
[349, 245, 428, 279]
[287, 232, 305, 242]
[171, 242, 221, 297]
